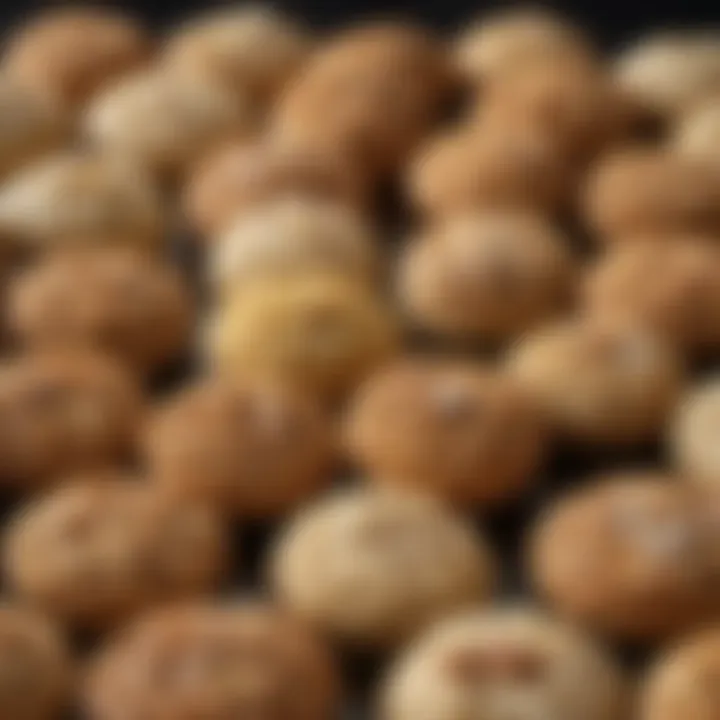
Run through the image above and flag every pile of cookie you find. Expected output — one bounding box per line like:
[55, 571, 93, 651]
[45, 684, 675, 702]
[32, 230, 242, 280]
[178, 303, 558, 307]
[0, 4, 719, 719]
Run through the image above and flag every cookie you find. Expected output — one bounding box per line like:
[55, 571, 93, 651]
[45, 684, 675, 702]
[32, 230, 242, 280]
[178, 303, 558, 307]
[0, 351, 142, 488]
[4, 476, 228, 630]
[8, 247, 193, 375]
[398, 211, 575, 344]
[183, 141, 366, 238]
[269, 487, 495, 647]
[84, 601, 341, 720]
[379, 607, 627, 720]
[4, 6, 149, 111]
[144, 378, 334, 517]
[0, 604, 71, 720]
[210, 198, 379, 295]
[344, 359, 546, 507]
[673, 99, 720, 165]
[507, 319, 683, 446]
[207, 274, 399, 403]
[530, 473, 720, 641]
[0, 152, 165, 252]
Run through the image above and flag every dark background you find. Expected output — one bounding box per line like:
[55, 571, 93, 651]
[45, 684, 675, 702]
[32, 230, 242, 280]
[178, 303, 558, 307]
[1, 0, 719, 49]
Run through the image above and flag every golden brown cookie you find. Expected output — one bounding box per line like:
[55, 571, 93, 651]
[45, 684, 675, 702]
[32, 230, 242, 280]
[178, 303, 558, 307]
[270, 487, 495, 647]
[144, 378, 334, 517]
[530, 473, 720, 641]
[408, 122, 574, 219]
[271, 22, 454, 181]
[183, 140, 366, 238]
[0, 351, 143, 488]
[84, 601, 341, 720]
[85, 68, 255, 181]
[582, 238, 720, 356]
[398, 211, 576, 344]
[0, 604, 71, 720]
[379, 607, 628, 720]
[507, 319, 683, 447]
[583, 148, 720, 240]
[8, 247, 193, 375]
[4, 6, 150, 111]
[4, 476, 228, 630]
[0, 152, 166, 252]
[640, 628, 720, 720]
[345, 359, 546, 507]
[210, 198, 379, 295]
[161, 6, 311, 106]
[207, 274, 399, 403]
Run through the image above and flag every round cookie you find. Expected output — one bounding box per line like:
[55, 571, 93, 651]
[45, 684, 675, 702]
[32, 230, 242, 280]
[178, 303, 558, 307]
[0, 351, 142, 488]
[379, 607, 627, 720]
[161, 6, 311, 106]
[184, 141, 366, 238]
[507, 319, 683, 447]
[640, 628, 720, 720]
[210, 198, 379, 295]
[0, 604, 71, 720]
[4, 476, 228, 630]
[3, 6, 150, 111]
[398, 211, 576, 344]
[269, 487, 495, 647]
[8, 247, 194, 375]
[583, 148, 720, 240]
[671, 377, 720, 488]
[582, 238, 720, 356]
[408, 122, 573, 219]
[85, 68, 255, 181]
[84, 601, 341, 720]
[144, 378, 334, 517]
[271, 22, 454, 181]
[0, 79, 68, 182]
[0, 152, 165, 252]
[673, 99, 720, 165]
[344, 360, 546, 507]
[455, 8, 595, 86]
[530, 473, 720, 641]
[207, 274, 399, 403]
[614, 32, 720, 118]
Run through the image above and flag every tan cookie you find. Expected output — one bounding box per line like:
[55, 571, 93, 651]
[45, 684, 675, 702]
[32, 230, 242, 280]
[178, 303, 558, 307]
[0, 351, 142, 488]
[183, 141, 366, 238]
[582, 238, 720, 356]
[85, 68, 255, 181]
[210, 198, 379, 295]
[673, 99, 720, 165]
[4, 6, 150, 111]
[84, 601, 341, 720]
[583, 148, 720, 240]
[270, 487, 495, 647]
[272, 22, 454, 181]
[161, 6, 311, 106]
[379, 607, 628, 720]
[398, 211, 576, 344]
[671, 377, 720, 488]
[530, 473, 720, 641]
[8, 247, 193, 374]
[144, 378, 334, 517]
[507, 319, 683, 446]
[408, 122, 574, 219]
[0, 604, 71, 720]
[4, 476, 228, 630]
[345, 359, 546, 507]
[0, 152, 165, 252]
[207, 274, 399, 403]
[640, 628, 720, 720]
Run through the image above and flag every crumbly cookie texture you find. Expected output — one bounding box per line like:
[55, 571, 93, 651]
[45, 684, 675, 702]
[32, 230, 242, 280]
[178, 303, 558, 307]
[4, 476, 228, 630]
[379, 607, 628, 720]
[84, 601, 341, 720]
[269, 487, 496, 647]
